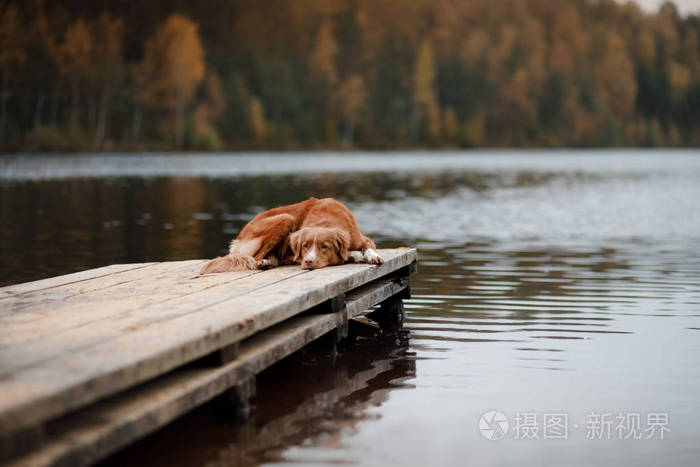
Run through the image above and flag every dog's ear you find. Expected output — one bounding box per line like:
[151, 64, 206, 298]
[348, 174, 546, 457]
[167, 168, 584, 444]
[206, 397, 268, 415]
[331, 229, 350, 262]
[289, 230, 303, 262]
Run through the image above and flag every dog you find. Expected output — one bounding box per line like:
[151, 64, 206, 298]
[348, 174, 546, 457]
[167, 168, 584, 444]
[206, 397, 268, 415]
[200, 197, 383, 274]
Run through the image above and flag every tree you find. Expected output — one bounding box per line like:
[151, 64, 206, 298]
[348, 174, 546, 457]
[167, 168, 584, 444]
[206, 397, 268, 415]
[413, 39, 440, 141]
[249, 96, 267, 143]
[334, 74, 366, 148]
[309, 20, 338, 85]
[133, 15, 205, 148]
[494, 68, 537, 143]
[2, 0, 700, 150]
[442, 107, 458, 143]
[0, 4, 25, 141]
[58, 18, 92, 126]
[91, 12, 124, 147]
[595, 31, 637, 122]
[193, 71, 224, 148]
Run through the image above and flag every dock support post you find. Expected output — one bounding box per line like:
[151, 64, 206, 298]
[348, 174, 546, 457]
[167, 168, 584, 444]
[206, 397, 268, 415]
[217, 342, 240, 365]
[226, 376, 256, 421]
[367, 284, 409, 330]
[214, 342, 255, 422]
[325, 293, 345, 314]
[313, 292, 348, 361]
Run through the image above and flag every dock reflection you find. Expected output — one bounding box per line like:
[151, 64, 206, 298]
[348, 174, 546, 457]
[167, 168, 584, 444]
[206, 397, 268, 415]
[100, 328, 415, 467]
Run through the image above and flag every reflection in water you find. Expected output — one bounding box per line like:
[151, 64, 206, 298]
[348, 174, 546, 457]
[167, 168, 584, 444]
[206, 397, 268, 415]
[2, 152, 700, 466]
[101, 330, 415, 467]
[0, 170, 556, 286]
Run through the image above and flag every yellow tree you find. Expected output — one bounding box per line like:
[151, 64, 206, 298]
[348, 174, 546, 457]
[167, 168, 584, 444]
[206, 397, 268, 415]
[133, 15, 205, 148]
[58, 18, 92, 125]
[0, 4, 25, 140]
[249, 97, 267, 144]
[334, 74, 366, 148]
[309, 20, 338, 85]
[594, 30, 637, 123]
[413, 39, 440, 141]
[309, 20, 339, 141]
[442, 107, 458, 143]
[550, 4, 587, 75]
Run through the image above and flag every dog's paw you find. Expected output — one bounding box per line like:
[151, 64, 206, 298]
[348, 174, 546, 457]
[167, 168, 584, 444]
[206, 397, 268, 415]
[256, 255, 279, 270]
[364, 249, 383, 265]
[348, 251, 365, 263]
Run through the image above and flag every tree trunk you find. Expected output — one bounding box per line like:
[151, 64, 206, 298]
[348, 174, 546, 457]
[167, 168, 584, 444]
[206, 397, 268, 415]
[175, 85, 185, 149]
[50, 80, 61, 126]
[132, 103, 142, 144]
[96, 84, 109, 147]
[411, 100, 419, 141]
[88, 92, 96, 130]
[342, 116, 354, 149]
[0, 68, 8, 142]
[34, 94, 45, 129]
[71, 78, 79, 125]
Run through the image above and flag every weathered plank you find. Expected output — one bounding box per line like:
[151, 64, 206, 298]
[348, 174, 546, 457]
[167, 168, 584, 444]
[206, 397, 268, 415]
[345, 276, 409, 317]
[4, 272, 410, 467]
[0, 261, 210, 333]
[0, 249, 416, 438]
[0, 265, 306, 365]
[0, 260, 207, 319]
[0, 262, 274, 347]
[0, 263, 158, 301]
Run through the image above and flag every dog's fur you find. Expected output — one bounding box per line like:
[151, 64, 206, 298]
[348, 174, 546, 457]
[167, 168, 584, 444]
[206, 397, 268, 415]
[200, 197, 382, 274]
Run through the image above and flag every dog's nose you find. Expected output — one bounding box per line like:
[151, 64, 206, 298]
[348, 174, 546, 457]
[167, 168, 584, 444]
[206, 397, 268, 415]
[303, 260, 314, 269]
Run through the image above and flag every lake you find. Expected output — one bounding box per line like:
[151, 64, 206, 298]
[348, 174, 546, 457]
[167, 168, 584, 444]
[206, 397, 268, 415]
[1, 150, 699, 466]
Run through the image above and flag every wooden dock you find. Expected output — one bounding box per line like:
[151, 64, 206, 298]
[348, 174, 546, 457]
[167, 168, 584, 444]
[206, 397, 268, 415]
[0, 248, 417, 466]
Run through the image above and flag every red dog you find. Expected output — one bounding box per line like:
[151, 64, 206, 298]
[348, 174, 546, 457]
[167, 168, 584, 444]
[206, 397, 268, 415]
[200, 197, 383, 274]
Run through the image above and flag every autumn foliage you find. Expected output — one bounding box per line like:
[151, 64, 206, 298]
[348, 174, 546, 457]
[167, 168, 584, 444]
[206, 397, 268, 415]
[1, 0, 699, 150]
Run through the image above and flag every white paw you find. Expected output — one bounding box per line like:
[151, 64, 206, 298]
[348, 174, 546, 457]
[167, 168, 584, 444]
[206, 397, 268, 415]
[348, 251, 365, 263]
[364, 249, 383, 265]
[256, 255, 279, 270]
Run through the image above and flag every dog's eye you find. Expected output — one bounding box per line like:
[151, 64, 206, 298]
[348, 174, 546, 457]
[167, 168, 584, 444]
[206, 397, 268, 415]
[321, 244, 328, 250]
[302, 243, 309, 249]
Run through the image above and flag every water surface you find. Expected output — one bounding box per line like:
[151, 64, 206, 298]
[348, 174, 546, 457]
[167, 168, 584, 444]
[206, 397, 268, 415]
[1, 150, 699, 466]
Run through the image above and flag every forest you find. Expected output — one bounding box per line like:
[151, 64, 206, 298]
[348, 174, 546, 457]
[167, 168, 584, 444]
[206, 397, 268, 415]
[0, 0, 699, 151]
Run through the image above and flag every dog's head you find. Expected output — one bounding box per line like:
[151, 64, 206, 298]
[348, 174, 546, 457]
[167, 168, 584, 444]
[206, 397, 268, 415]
[289, 227, 350, 269]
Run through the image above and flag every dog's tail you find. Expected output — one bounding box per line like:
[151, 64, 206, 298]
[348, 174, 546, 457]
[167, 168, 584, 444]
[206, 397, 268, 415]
[199, 254, 258, 274]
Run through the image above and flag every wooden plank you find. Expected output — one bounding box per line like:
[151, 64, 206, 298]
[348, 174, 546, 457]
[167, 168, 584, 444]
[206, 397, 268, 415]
[5, 277, 404, 467]
[0, 262, 261, 347]
[0, 260, 207, 323]
[344, 275, 409, 318]
[0, 265, 304, 359]
[0, 249, 416, 438]
[0, 263, 158, 300]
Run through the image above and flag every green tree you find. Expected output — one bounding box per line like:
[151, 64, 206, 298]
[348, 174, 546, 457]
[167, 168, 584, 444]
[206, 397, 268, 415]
[91, 12, 124, 147]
